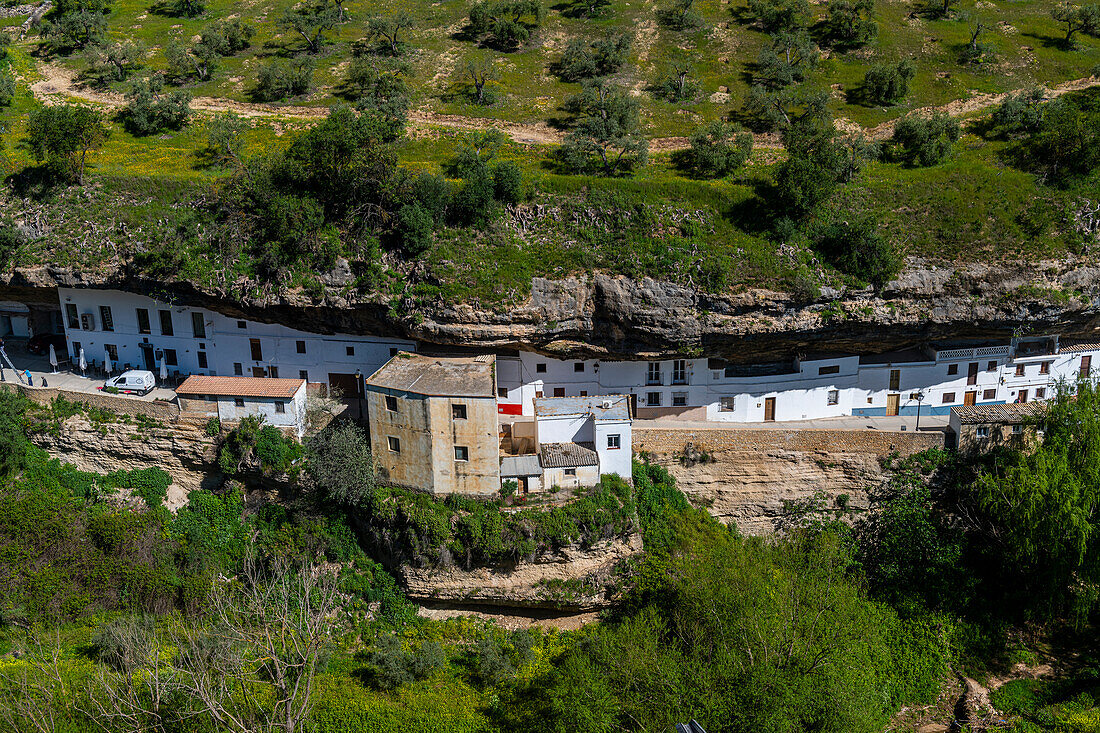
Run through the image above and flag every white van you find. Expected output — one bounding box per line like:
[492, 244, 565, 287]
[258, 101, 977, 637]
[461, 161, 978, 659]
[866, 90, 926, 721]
[103, 370, 156, 396]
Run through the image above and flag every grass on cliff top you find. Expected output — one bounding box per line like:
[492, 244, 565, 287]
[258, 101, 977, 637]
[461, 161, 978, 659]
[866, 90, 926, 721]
[19, 0, 1100, 137]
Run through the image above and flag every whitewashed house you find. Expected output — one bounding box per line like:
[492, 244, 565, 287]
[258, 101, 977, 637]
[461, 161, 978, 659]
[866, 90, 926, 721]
[177, 375, 308, 438]
[56, 288, 414, 394]
[532, 395, 632, 489]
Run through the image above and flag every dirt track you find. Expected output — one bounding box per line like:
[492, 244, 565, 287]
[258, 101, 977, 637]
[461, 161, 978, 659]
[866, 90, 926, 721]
[28, 61, 1100, 151]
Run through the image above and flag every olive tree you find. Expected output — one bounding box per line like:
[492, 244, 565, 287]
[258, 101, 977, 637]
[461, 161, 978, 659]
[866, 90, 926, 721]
[306, 422, 377, 507]
[559, 78, 648, 176]
[26, 103, 110, 184]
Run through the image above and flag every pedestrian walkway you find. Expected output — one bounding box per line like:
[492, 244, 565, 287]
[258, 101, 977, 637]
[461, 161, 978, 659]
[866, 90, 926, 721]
[0, 338, 175, 402]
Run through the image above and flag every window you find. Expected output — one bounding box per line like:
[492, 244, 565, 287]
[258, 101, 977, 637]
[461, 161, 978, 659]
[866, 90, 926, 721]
[564, 468, 576, 477]
[983, 389, 997, 400]
[346, 346, 354, 356]
[233, 362, 243, 376]
[385, 395, 398, 412]
[275, 401, 286, 414]
[947, 364, 958, 375]
[136, 308, 150, 334]
[296, 340, 306, 354]
[1083, 355, 1093, 375]
[646, 392, 662, 407]
[976, 426, 990, 438]
[1040, 361, 1051, 375]
[237, 320, 246, 329]
[498, 387, 508, 398]
[1012, 424, 1023, 435]
[389, 348, 399, 357]
[553, 387, 566, 397]
[99, 306, 114, 332]
[1015, 364, 1025, 377]
[580, 390, 588, 397]
[452, 404, 467, 420]
[158, 310, 173, 336]
[198, 352, 208, 369]
[191, 312, 206, 339]
[1017, 390, 1029, 403]
[719, 396, 736, 412]
[987, 360, 997, 371]
[942, 392, 955, 404]
[105, 344, 118, 361]
[454, 446, 469, 462]
[65, 304, 79, 329]
[827, 389, 839, 405]
[647, 362, 662, 386]
[1036, 387, 1046, 399]
[574, 362, 584, 373]
[250, 339, 263, 361]
[269, 366, 279, 378]
[607, 434, 621, 449]
[299, 370, 309, 381]
[234, 398, 245, 407]
[164, 349, 178, 367]
[388, 436, 401, 453]
[672, 360, 687, 384]
[818, 365, 840, 375]
[536, 363, 547, 373]
[672, 392, 688, 407]
[71, 341, 81, 358]
[889, 369, 901, 391]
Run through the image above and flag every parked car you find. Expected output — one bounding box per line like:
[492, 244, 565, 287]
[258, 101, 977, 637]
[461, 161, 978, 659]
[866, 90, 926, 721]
[26, 333, 69, 356]
[103, 370, 156, 396]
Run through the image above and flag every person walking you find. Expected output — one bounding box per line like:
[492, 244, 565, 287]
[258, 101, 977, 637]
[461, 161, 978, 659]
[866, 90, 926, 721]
[24, 369, 32, 386]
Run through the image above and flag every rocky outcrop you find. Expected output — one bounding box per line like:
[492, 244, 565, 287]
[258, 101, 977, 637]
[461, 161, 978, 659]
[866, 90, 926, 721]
[398, 534, 643, 611]
[31, 415, 218, 508]
[5, 256, 1100, 361]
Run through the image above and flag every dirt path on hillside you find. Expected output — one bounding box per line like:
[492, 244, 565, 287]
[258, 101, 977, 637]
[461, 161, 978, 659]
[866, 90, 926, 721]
[28, 60, 1100, 150]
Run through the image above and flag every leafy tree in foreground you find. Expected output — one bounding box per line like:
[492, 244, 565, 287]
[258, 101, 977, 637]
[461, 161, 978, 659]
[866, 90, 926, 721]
[26, 104, 109, 184]
[559, 78, 648, 176]
[773, 112, 845, 217]
[1011, 94, 1100, 183]
[890, 111, 960, 166]
[862, 58, 916, 105]
[306, 422, 377, 508]
[346, 58, 410, 140]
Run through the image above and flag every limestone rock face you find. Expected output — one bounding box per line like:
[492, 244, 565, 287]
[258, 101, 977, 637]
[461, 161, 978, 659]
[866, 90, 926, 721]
[31, 416, 218, 508]
[399, 534, 643, 611]
[659, 449, 887, 535]
[6, 256, 1100, 362]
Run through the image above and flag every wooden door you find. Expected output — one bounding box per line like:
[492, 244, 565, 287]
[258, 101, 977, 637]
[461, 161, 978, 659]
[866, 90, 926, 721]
[629, 394, 638, 417]
[1018, 389, 1029, 403]
[1083, 355, 1092, 376]
[967, 362, 979, 386]
[252, 366, 266, 378]
[964, 391, 977, 406]
[886, 394, 900, 416]
[764, 397, 776, 422]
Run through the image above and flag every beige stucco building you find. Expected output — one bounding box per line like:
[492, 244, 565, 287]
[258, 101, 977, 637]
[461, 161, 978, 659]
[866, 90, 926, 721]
[364, 353, 500, 496]
[949, 402, 1045, 453]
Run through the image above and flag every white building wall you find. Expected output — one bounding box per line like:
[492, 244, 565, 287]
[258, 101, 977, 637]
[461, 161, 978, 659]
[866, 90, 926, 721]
[536, 414, 594, 444]
[594, 419, 632, 478]
[57, 288, 414, 389]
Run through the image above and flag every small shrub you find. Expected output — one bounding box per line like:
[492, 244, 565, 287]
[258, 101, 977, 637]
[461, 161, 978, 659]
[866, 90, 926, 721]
[862, 59, 915, 105]
[254, 59, 314, 102]
[493, 161, 524, 204]
[813, 215, 900, 288]
[0, 67, 15, 108]
[683, 121, 752, 177]
[204, 417, 221, 436]
[891, 111, 961, 166]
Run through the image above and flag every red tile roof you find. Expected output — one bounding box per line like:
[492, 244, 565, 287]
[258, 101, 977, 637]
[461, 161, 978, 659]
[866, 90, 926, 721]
[951, 402, 1046, 425]
[1060, 342, 1100, 354]
[177, 375, 305, 399]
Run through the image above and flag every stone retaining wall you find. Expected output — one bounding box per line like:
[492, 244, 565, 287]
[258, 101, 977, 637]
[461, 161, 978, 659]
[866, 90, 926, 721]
[633, 427, 944, 457]
[0, 382, 180, 421]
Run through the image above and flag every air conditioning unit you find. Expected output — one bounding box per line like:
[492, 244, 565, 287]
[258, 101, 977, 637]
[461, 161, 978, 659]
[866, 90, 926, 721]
[80, 313, 95, 331]
[601, 400, 613, 409]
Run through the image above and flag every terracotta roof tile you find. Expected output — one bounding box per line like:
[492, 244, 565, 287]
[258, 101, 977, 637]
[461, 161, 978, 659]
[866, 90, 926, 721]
[177, 375, 305, 399]
[539, 442, 599, 468]
[951, 402, 1046, 425]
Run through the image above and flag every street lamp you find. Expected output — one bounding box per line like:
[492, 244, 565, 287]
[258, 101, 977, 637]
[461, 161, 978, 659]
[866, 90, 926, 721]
[355, 368, 363, 421]
[914, 390, 926, 432]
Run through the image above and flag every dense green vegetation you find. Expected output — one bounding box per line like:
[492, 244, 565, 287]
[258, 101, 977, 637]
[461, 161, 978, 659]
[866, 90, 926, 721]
[6, 380, 1100, 729]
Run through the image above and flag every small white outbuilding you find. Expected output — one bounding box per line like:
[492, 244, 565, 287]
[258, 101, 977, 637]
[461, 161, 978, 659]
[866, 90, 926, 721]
[177, 375, 308, 438]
